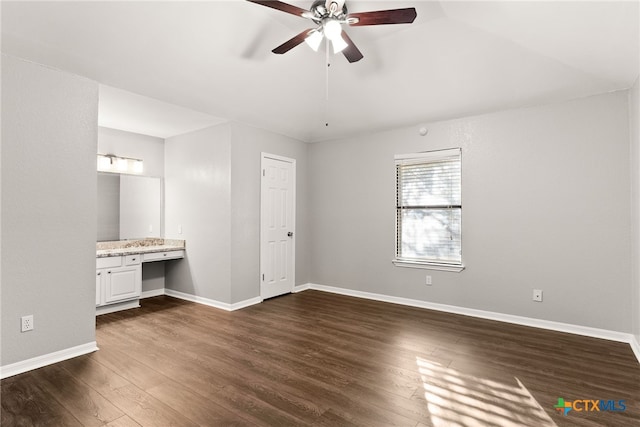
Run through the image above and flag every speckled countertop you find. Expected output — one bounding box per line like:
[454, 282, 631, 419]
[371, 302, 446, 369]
[96, 238, 185, 258]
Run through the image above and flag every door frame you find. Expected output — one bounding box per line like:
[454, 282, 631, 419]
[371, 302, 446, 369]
[260, 152, 296, 299]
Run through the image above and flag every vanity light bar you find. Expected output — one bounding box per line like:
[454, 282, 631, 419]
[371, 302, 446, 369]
[97, 154, 143, 175]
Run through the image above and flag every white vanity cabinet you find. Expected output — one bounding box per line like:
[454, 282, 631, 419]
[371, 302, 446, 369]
[95, 241, 185, 315]
[96, 255, 141, 307]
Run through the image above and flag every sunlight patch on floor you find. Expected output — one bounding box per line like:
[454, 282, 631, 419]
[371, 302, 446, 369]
[416, 357, 557, 427]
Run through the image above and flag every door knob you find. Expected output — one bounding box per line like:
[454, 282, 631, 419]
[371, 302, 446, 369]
[287, 232, 294, 237]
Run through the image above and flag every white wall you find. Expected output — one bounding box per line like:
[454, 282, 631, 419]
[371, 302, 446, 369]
[164, 124, 233, 303]
[1, 55, 98, 366]
[631, 77, 640, 346]
[309, 91, 632, 333]
[164, 122, 309, 305]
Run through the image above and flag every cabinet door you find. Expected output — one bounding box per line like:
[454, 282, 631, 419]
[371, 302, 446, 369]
[96, 271, 103, 306]
[104, 266, 141, 303]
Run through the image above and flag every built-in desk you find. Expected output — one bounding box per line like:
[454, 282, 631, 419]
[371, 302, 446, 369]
[96, 238, 185, 315]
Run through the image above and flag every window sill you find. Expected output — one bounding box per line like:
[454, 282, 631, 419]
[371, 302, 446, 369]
[392, 260, 465, 272]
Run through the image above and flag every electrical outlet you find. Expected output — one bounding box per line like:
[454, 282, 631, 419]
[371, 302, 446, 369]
[426, 275, 432, 286]
[533, 289, 543, 302]
[21, 315, 34, 332]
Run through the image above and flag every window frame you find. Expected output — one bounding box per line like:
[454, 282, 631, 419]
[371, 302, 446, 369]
[392, 148, 464, 272]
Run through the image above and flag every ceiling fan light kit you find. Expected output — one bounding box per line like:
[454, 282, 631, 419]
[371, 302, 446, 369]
[247, 0, 417, 62]
[323, 18, 342, 39]
[304, 29, 323, 51]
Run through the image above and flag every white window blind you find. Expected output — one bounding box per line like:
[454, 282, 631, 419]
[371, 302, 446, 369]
[395, 148, 462, 269]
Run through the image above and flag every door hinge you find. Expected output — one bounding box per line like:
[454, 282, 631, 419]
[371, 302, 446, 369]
[262, 169, 265, 177]
[262, 274, 264, 281]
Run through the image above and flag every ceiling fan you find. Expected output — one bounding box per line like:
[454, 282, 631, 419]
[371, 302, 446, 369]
[247, 0, 417, 63]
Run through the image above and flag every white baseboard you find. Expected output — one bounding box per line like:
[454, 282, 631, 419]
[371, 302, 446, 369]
[95, 300, 140, 316]
[293, 283, 310, 293]
[230, 296, 263, 310]
[164, 289, 262, 311]
[302, 283, 640, 364]
[630, 335, 640, 364]
[141, 288, 165, 299]
[165, 289, 230, 310]
[0, 342, 98, 380]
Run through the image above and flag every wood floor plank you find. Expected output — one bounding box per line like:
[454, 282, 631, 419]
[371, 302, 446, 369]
[1, 373, 83, 427]
[88, 346, 171, 392]
[146, 380, 257, 426]
[412, 362, 557, 427]
[104, 415, 142, 427]
[98, 317, 336, 414]
[207, 383, 321, 427]
[310, 408, 365, 427]
[58, 354, 130, 394]
[2, 291, 639, 427]
[98, 307, 351, 411]
[342, 380, 433, 425]
[32, 364, 124, 426]
[97, 383, 199, 427]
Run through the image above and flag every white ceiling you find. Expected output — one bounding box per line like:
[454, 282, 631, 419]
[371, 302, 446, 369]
[98, 84, 227, 138]
[2, 1, 639, 142]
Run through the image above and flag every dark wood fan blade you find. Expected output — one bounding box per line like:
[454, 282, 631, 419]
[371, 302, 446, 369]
[272, 29, 314, 54]
[340, 31, 363, 63]
[347, 8, 417, 26]
[246, 0, 308, 18]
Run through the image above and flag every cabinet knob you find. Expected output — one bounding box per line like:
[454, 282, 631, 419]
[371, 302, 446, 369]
[97, 272, 101, 276]
[107, 271, 111, 274]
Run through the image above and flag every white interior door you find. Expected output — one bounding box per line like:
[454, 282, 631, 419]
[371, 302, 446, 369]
[260, 154, 296, 300]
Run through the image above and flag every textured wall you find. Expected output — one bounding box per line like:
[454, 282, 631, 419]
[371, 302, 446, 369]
[1, 55, 98, 366]
[309, 91, 632, 332]
[164, 122, 309, 305]
[630, 77, 640, 344]
[164, 124, 233, 303]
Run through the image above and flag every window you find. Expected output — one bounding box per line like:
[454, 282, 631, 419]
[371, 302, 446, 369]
[394, 148, 463, 272]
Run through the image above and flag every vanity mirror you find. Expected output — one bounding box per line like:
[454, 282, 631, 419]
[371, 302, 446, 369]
[97, 172, 162, 241]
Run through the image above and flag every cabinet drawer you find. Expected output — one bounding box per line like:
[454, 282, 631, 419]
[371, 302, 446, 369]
[97, 256, 122, 269]
[125, 254, 141, 266]
[142, 250, 185, 262]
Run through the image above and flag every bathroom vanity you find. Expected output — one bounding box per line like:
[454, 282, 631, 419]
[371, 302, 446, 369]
[96, 238, 185, 315]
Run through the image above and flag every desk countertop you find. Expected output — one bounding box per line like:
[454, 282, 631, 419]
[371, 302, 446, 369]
[96, 238, 185, 258]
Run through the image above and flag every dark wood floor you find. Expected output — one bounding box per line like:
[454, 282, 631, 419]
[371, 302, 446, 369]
[2, 291, 639, 427]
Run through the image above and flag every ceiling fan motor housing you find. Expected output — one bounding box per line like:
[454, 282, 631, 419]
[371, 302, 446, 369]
[310, 0, 348, 22]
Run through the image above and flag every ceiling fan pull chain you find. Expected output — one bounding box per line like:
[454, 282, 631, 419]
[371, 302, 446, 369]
[325, 39, 330, 127]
